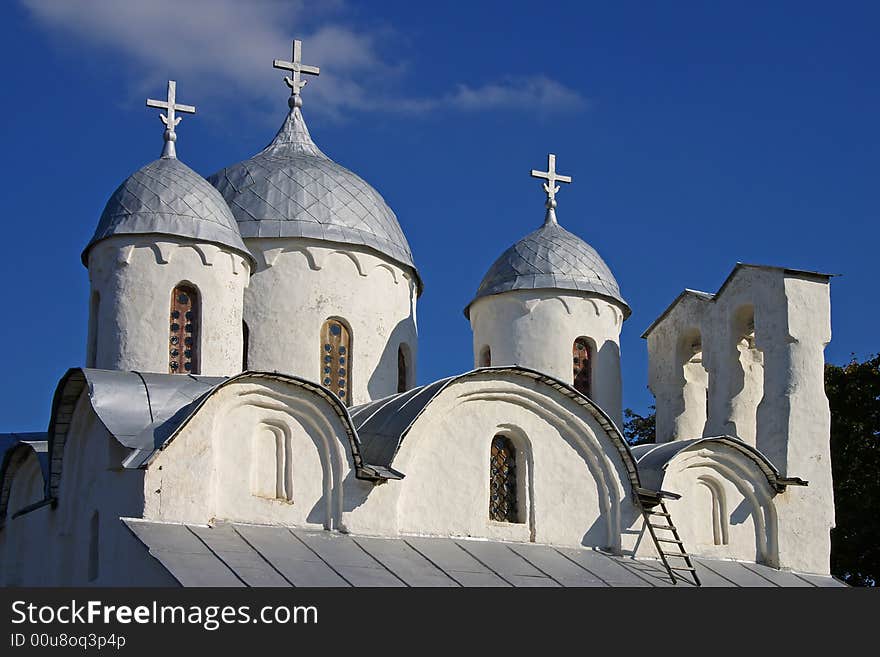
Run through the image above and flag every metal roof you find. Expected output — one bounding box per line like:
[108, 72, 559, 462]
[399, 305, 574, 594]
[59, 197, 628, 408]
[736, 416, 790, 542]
[44, 369, 397, 500]
[0, 434, 48, 525]
[208, 107, 420, 291]
[83, 157, 253, 267]
[349, 366, 641, 490]
[630, 436, 805, 493]
[465, 212, 629, 318]
[123, 519, 845, 587]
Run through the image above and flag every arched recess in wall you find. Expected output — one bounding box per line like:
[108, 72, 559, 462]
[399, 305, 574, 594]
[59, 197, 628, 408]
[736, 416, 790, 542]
[397, 343, 410, 393]
[320, 318, 351, 405]
[697, 475, 729, 546]
[677, 329, 709, 437]
[169, 283, 200, 375]
[728, 305, 763, 444]
[479, 345, 491, 368]
[572, 337, 593, 398]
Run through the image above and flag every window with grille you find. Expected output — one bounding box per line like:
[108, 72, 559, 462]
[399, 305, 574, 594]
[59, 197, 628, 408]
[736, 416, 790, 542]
[489, 435, 518, 522]
[397, 344, 408, 393]
[573, 337, 591, 397]
[321, 319, 351, 405]
[169, 284, 199, 374]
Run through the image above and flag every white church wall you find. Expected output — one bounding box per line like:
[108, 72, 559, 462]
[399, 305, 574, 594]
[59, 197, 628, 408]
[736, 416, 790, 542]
[144, 379, 357, 531]
[640, 444, 779, 566]
[0, 393, 170, 586]
[646, 293, 711, 443]
[87, 235, 251, 376]
[243, 237, 419, 405]
[469, 290, 625, 427]
[646, 265, 834, 574]
[0, 451, 46, 586]
[389, 376, 638, 550]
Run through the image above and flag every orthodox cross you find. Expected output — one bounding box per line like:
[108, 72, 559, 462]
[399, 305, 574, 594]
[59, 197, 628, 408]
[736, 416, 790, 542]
[274, 39, 321, 108]
[146, 80, 196, 158]
[531, 153, 572, 209]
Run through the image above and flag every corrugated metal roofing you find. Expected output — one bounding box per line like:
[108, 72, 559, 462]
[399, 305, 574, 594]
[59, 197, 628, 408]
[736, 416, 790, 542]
[123, 519, 846, 588]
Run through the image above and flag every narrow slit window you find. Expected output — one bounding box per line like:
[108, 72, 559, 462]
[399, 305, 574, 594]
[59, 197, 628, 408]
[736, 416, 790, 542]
[242, 320, 250, 371]
[573, 337, 592, 397]
[321, 319, 351, 405]
[480, 345, 491, 368]
[489, 435, 518, 523]
[397, 345, 408, 393]
[169, 284, 200, 374]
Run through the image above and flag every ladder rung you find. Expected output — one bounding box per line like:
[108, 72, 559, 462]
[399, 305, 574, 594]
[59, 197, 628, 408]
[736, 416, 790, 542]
[657, 538, 684, 545]
[671, 566, 697, 572]
[648, 511, 671, 517]
[649, 523, 675, 530]
[661, 552, 692, 559]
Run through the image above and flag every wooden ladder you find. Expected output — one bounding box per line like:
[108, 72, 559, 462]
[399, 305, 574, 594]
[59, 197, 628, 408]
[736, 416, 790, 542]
[636, 489, 701, 586]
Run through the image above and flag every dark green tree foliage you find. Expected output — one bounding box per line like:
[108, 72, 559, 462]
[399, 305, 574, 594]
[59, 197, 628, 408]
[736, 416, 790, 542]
[623, 405, 656, 446]
[826, 355, 880, 587]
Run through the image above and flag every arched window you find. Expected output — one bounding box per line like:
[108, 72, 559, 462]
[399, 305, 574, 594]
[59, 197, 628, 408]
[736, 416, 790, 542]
[489, 435, 518, 523]
[169, 284, 200, 374]
[88, 510, 99, 582]
[397, 344, 408, 393]
[242, 320, 250, 371]
[572, 337, 592, 397]
[321, 319, 351, 405]
[479, 345, 492, 368]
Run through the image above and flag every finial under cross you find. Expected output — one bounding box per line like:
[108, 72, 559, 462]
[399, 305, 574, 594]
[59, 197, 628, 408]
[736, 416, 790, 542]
[146, 80, 196, 159]
[531, 154, 572, 211]
[274, 39, 320, 109]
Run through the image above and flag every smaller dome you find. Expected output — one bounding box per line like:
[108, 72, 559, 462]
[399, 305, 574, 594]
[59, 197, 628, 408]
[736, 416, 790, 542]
[465, 212, 630, 318]
[82, 157, 252, 266]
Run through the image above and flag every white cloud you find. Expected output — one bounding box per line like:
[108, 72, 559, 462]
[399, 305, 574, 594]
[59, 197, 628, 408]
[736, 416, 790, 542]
[21, 0, 586, 118]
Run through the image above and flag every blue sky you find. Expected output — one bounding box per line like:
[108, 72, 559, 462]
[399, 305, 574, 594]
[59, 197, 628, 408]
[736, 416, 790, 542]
[1, 1, 877, 431]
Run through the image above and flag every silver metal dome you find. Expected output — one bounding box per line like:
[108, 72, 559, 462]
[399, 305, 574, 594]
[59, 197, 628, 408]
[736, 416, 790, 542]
[465, 210, 630, 318]
[83, 157, 252, 266]
[208, 108, 419, 287]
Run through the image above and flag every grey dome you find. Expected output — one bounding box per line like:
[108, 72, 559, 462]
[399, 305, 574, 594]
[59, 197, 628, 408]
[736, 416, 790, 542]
[465, 211, 630, 318]
[208, 108, 420, 288]
[83, 157, 252, 266]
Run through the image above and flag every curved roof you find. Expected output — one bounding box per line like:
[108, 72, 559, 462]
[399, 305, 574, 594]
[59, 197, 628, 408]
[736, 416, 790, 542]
[45, 369, 398, 500]
[465, 211, 629, 318]
[630, 437, 806, 493]
[83, 157, 253, 266]
[349, 366, 641, 490]
[208, 107, 420, 289]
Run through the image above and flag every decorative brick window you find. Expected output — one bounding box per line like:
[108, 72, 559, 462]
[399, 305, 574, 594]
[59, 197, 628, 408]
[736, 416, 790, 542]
[169, 284, 199, 374]
[321, 319, 351, 405]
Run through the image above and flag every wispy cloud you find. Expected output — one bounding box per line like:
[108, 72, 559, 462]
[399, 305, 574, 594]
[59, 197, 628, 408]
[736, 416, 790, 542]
[21, 0, 587, 118]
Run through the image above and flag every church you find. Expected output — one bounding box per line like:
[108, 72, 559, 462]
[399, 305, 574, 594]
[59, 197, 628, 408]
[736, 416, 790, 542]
[0, 40, 842, 587]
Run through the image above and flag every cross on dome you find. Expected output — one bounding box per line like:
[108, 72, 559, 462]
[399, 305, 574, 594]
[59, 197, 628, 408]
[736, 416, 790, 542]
[274, 39, 321, 109]
[531, 153, 572, 210]
[146, 80, 196, 159]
